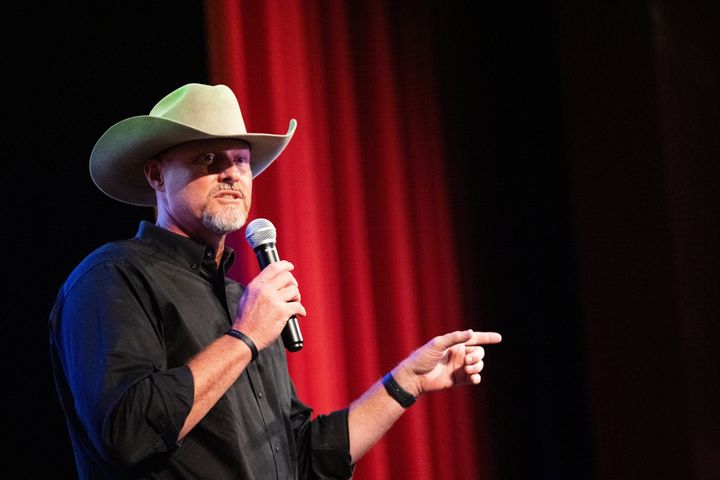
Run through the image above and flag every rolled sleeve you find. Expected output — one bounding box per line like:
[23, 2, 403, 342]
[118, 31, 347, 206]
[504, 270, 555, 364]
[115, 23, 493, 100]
[309, 409, 354, 479]
[106, 366, 194, 465]
[293, 392, 354, 480]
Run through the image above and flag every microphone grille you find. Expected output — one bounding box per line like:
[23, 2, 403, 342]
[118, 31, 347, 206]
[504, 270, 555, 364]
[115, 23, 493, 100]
[245, 218, 277, 248]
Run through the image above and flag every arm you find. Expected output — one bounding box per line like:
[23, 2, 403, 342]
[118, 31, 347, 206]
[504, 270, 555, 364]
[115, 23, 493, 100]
[54, 261, 195, 466]
[179, 260, 306, 439]
[347, 329, 502, 463]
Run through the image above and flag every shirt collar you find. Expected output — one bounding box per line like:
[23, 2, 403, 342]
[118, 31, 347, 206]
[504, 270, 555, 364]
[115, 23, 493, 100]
[135, 220, 235, 273]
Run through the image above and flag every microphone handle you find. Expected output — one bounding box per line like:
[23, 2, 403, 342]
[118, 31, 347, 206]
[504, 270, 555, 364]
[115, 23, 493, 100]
[254, 243, 280, 269]
[254, 243, 304, 352]
[281, 317, 304, 352]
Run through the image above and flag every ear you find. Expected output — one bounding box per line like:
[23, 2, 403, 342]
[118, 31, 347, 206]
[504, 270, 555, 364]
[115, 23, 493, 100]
[144, 158, 164, 192]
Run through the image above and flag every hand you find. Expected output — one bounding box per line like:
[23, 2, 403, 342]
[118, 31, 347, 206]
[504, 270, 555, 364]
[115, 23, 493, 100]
[394, 330, 502, 397]
[232, 260, 307, 350]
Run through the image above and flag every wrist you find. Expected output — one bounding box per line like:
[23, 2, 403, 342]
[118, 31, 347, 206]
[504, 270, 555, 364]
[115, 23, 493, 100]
[390, 363, 422, 399]
[225, 328, 258, 362]
[382, 372, 416, 408]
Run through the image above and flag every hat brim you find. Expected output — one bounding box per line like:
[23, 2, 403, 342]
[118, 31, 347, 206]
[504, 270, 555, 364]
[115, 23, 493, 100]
[90, 116, 297, 206]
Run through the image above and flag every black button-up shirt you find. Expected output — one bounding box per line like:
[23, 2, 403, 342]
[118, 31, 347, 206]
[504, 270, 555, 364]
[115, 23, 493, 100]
[49, 221, 352, 479]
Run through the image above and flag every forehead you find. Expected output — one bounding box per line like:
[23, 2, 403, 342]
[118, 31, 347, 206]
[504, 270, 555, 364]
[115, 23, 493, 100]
[160, 138, 251, 159]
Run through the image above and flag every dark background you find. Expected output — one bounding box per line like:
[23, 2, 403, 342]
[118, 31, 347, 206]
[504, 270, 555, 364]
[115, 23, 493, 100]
[5, 1, 719, 479]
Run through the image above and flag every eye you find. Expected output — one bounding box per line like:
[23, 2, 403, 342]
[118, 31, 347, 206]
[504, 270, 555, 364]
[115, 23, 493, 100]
[196, 153, 215, 165]
[234, 155, 250, 166]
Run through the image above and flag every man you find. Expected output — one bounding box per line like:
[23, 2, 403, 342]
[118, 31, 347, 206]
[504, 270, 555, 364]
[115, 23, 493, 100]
[49, 83, 502, 479]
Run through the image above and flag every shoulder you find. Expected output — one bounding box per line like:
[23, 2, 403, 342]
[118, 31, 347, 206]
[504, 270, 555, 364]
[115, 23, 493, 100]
[60, 238, 155, 295]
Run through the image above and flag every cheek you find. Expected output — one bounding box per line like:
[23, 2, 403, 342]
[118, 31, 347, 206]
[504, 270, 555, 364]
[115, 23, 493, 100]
[244, 178, 253, 201]
[243, 178, 253, 210]
[165, 174, 210, 210]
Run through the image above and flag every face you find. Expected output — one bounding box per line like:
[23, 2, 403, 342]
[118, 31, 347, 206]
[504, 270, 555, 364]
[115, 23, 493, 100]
[145, 138, 253, 240]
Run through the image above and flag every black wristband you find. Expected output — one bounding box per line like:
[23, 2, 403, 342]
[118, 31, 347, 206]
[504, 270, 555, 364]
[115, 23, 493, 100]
[226, 328, 258, 362]
[382, 372, 416, 408]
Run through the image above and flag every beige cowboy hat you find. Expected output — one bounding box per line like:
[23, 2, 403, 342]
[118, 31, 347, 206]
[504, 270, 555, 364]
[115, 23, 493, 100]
[89, 83, 297, 206]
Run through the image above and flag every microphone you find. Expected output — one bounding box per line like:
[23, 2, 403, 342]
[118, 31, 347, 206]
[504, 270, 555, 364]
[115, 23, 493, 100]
[245, 218, 304, 352]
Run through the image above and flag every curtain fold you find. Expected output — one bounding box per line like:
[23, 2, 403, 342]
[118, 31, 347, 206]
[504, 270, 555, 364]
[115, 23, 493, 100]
[205, 1, 492, 478]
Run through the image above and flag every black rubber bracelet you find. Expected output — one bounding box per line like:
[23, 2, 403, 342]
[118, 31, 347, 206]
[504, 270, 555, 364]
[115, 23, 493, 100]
[226, 328, 258, 362]
[382, 372, 416, 408]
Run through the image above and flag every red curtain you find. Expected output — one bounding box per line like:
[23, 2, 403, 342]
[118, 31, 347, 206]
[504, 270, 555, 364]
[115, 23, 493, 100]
[205, 1, 493, 478]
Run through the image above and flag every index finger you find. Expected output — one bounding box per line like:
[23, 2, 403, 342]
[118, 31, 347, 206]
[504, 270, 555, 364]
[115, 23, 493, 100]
[433, 329, 501, 350]
[260, 260, 295, 278]
[468, 331, 502, 345]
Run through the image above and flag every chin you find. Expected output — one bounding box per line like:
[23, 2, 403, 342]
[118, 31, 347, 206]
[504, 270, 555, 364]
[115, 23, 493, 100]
[201, 208, 247, 234]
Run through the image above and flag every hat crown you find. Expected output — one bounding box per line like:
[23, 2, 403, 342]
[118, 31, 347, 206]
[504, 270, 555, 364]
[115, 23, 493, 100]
[149, 83, 248, 136]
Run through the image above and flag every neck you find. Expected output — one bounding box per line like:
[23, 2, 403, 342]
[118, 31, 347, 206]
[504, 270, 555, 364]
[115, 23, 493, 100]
[155, 216, 227, 266]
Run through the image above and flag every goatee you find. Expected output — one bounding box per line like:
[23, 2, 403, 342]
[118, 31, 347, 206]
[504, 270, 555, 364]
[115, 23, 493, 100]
[201, 207, 247, 234]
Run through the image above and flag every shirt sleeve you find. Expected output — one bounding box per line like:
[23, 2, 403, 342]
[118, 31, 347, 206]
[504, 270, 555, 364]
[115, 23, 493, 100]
[53, 260, 194, 468]
[290, 384, 355, 479]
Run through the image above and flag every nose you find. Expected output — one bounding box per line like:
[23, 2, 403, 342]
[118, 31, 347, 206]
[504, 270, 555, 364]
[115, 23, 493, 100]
[218, 157, 243, 184]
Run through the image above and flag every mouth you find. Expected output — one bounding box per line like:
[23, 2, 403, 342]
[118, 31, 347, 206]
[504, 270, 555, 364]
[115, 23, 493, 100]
[213, 190, 243, 201]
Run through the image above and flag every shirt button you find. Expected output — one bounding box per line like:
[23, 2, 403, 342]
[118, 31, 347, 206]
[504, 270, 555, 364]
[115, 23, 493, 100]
[191, 263, 198, 270]
[258, 391, 263, 398]
[275, 445, 280, 452]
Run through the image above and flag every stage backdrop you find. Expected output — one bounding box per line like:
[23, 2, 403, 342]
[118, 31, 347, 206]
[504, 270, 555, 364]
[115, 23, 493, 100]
[205, 1, 494, 478]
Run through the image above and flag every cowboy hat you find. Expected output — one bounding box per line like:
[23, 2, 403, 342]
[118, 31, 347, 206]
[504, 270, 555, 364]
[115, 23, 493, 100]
[89, 83, 296, 206]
